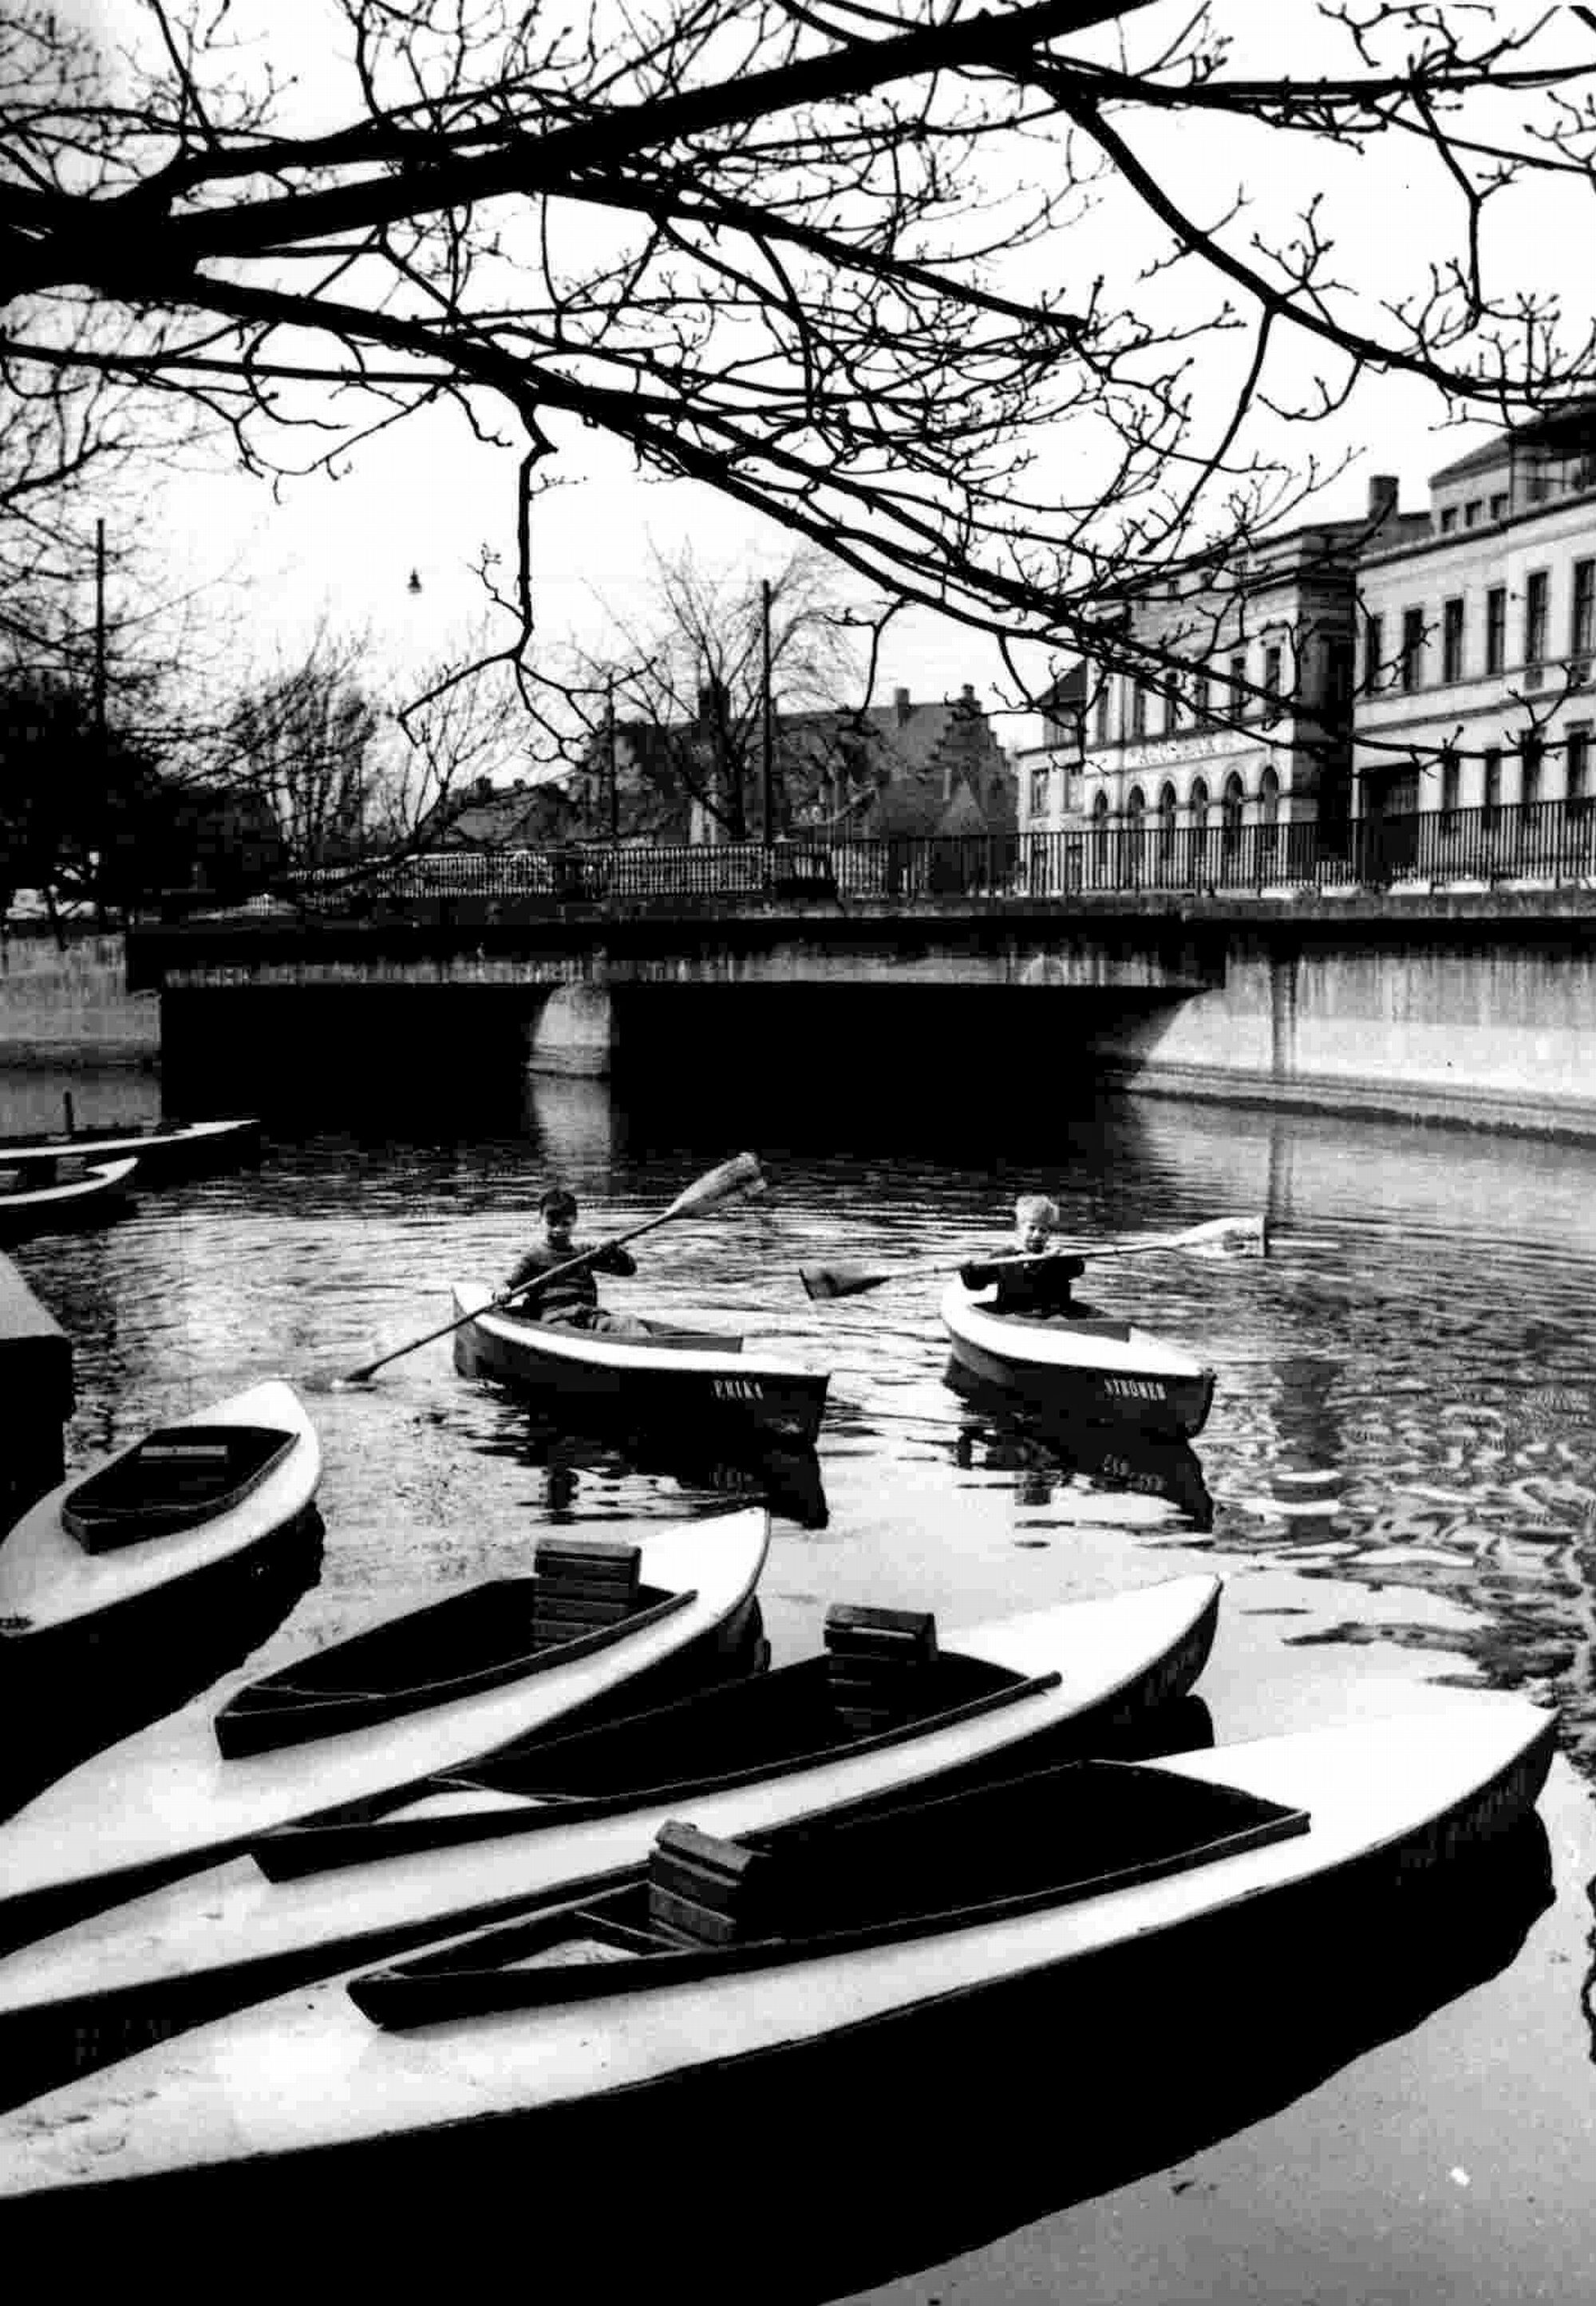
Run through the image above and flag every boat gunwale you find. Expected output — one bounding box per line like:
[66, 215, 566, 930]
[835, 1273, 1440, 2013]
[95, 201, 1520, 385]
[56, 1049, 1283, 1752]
[345, 1762, 1316, 2028]
[249, 1662, 1065, 1878]
[215, 1585, 699, 1759]
[456, 1283, 825, 1384]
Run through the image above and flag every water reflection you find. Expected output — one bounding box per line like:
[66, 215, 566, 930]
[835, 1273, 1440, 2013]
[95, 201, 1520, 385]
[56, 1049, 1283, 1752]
[0, 1510, 325, 1821]
[946, 1365, 1215, 1531]
[464, 1398, 830, 1530]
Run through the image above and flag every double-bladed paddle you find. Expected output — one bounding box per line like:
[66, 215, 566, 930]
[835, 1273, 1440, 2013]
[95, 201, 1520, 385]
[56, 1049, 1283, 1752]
[338, 1151, 768, 1385]
[800, 1213, 1267, 1303]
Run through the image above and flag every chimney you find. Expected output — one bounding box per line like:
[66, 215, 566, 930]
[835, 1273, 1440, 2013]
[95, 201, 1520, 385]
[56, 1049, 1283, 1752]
[1367, 474, 1399, 524]
[895, 685, 912, 727]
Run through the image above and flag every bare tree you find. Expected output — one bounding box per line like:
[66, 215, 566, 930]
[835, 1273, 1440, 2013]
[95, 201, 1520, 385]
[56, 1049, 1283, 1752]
[3, 0, 1595, 722]
[369, 626, 538, 850]
[559, 547, 891, 840]
[211, 626, 379, 873]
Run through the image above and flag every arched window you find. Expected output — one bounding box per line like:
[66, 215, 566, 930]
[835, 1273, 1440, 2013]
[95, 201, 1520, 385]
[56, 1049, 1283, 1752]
[1190, 776, 1210, 833]
[1156, 780, 1179, 879]
[1258, 764, 1281, 880]
[1220, 770, 1245, 881]
[1126, 784, 1148, 888]
[1089, 785, 1111, 889]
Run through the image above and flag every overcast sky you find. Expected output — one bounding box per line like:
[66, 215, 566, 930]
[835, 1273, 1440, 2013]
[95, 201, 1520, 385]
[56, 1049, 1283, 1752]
[70, 0, 1572, 756]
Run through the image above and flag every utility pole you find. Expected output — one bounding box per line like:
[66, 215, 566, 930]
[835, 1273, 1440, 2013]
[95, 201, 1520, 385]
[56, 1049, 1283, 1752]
[93, 519, 108, 923]
[760, 578, 773, 841]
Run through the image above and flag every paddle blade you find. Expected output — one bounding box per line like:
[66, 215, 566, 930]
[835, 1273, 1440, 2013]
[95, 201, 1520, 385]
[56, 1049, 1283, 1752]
[1172, 1214, 1269, 1260]
[800, 1259, 903, 1301]
[666, 1151, 766, 1218]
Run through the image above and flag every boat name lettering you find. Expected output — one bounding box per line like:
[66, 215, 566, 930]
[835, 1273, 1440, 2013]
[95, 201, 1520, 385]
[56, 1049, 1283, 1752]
[1104, 1378, 1167, 1401]
[712, 1379, 766, 1400]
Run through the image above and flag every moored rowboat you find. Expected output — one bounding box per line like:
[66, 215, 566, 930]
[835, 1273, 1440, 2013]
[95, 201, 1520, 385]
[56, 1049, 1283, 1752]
[0, 1380, 321, 1646]
[940, 1277, 1215, 1438]
[0, 1688, 1551, 2209]
[0, 1155, 137, 1241]
[0, 1509, 770, 1949]
[0, 1115, 261, 1182]
[0, 1572, 1219, 2067]
[452, 1279, 831, 1444]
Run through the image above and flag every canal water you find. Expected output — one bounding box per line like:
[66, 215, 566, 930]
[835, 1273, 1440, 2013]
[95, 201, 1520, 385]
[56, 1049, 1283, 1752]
[2, 1048, 1595, 2297]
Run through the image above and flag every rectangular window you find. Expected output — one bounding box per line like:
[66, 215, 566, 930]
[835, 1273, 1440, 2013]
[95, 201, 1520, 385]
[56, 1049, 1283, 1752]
[1228, 651, 1248, 717]
[1485, 586, 1507, 675]
[1262, 644, 1283, 709]
[1361, 614, 1384, 694]
[1440, 747, 1460, 815]
[1440, 507, 1458, 535]
[1465, 500, 1483, 527]
[1525, 569, 1550, 669]
[1490, 492, 1509, 521]
[1569, 723, 1591, 803]
[1029, 767, 1050, 818]
[1192, 670, 1211, 724]
[1094, 682, 1109, 745]
[1131, 682, 1148, 739]
[1573, 559, 1595, 657]
[1483, 746, 1503, 815]
[1400, 607, 1425, 691]
[1442, 597, 1464, 684]
[1521, 733, 1544, 808]
[1164, 684, 1182, 734]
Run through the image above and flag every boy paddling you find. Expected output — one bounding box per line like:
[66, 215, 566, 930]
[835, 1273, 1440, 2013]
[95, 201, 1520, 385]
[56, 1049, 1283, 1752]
[961, 1193, 1084, 1317]
[504, 1187, 649, 1336]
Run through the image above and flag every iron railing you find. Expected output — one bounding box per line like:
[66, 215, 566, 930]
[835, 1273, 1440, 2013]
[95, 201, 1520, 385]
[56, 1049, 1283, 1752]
[152, 795, 1596, 918]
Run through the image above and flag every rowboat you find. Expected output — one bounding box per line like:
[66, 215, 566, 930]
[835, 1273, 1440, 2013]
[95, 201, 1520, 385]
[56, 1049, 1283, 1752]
[0, 1573, 1219, 2078]
[0, 1115, 262, 1183]
[0, 1509, 770, 1953]
[0, 1688, 1550, 2211]
[0, 1155, 137, 1241]
[940, 1277, 1216, 1438]
[452, 1279, 831, 1445]
[0, 1381, 321, 1648]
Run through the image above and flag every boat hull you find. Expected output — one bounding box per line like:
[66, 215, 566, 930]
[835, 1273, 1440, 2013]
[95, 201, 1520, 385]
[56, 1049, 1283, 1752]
[452, 1281, 830, 1445]
[940, 1281, 1215, 1439]
[0, 1382, 321, 1645]
[0, 1691, 1551, 2210]
[0, 1156, 138, 1242]
[0, 1510, 771, 1953]
[0, 1118, 262, 1183]
[0, 1574, 1219, 2081]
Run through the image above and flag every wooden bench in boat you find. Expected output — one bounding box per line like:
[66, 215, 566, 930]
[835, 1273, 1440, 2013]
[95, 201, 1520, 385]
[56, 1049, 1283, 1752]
[530, 1537, 644, 1650]
[824, 1602, 938, 1735]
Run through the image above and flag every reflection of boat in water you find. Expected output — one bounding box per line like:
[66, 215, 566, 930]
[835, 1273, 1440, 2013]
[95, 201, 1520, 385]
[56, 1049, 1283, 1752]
[0, 1513, 326, 1825]
[946, 1363, 1214, 1530]
[501, 1403, 829, 1531]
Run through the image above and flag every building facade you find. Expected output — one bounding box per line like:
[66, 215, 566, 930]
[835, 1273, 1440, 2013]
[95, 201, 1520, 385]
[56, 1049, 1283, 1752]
[1353, 405, 1596, 841]
[1018, 484, 1424, 866]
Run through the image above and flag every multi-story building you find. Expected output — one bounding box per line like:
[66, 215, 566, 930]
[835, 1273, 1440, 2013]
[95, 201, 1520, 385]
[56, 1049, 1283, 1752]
[1352, 403, 1596, 843]
[1028, 486, 1424, 871]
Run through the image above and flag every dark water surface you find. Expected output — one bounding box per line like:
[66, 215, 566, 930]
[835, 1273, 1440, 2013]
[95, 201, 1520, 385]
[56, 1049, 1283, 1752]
[4, 1056, 1596, 2299]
